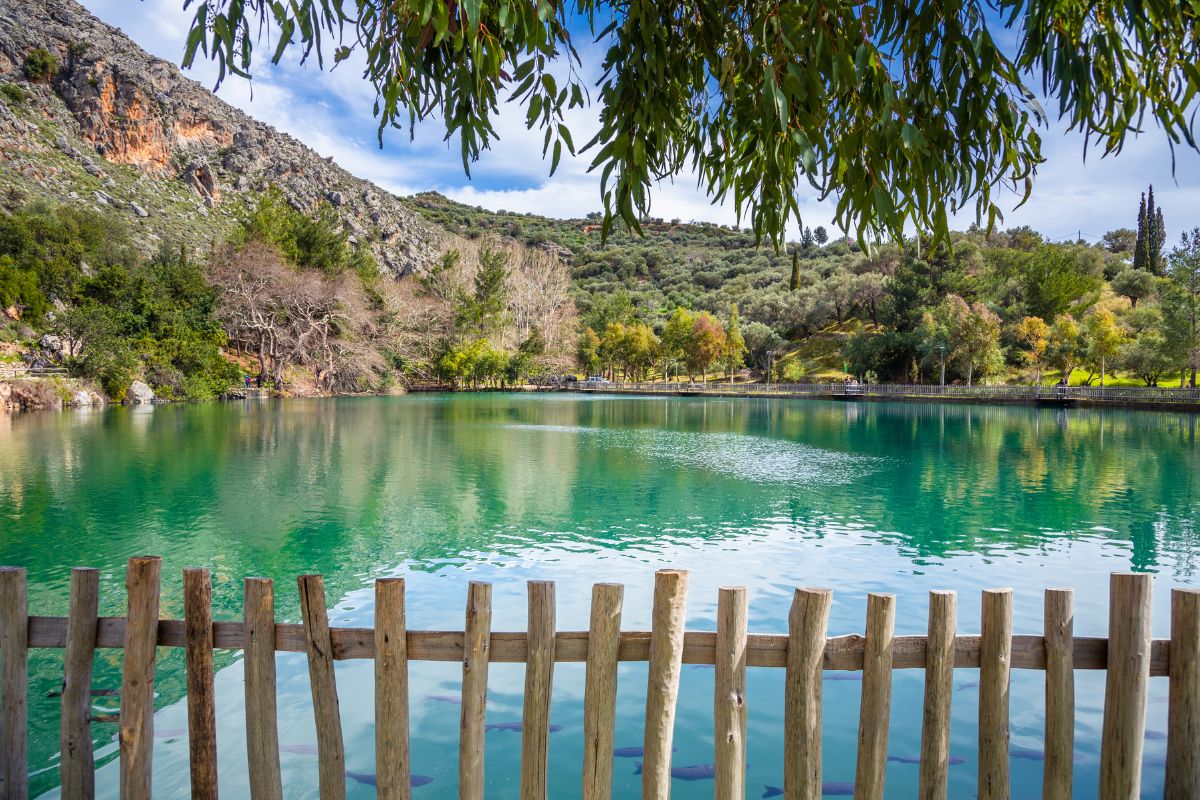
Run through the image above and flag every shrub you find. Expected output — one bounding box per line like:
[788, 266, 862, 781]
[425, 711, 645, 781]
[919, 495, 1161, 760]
[9, 379, 62, 409]
[22, 48, 58, 82]
[0, 83, 26, 105]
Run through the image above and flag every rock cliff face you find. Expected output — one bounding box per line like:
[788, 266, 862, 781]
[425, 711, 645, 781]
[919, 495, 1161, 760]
[0, 0, 443, 277]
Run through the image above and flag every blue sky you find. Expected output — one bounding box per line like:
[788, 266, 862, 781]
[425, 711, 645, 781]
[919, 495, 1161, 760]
[81, 0, 1200, 244]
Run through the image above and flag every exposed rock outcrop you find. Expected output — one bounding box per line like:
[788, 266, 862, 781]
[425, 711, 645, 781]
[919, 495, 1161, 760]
[0, 0, 444, 277]
[126, 380, 154, 404]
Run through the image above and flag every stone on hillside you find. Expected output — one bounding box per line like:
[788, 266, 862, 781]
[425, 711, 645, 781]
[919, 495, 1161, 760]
[127, 380, 154, 404]
[129, 201, 149, 217]
[71, 390, 93, 407]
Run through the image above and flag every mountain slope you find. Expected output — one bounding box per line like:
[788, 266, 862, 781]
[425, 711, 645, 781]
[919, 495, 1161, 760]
[0, 0, 442, 276]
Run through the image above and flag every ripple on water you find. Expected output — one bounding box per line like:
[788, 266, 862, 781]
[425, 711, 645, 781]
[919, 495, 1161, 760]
[507, 423, 882, 484]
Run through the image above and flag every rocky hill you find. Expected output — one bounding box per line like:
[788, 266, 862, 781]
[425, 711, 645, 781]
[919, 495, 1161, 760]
[0, 0, 443, 277]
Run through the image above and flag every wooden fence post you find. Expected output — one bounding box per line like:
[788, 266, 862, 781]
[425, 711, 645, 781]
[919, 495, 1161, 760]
[521, 581, 556, 800]
[714, 587, 748, 800]
[978, 589, 1012, 800]
[1043, 589, 1074, 800]
[375, 578, 411, 800]
[244, 577, 283, 800]
[918, 590, 956, 800]
[582, 583, 624, 800]
[1165, 588, 1199, 799]
[298, 574, 346, 800]
[0, 566, 28, 800]
[60, 567, 99, 800]
[1100, 573, 1152, 800]
[784, 587, 832, 800]
[642, 569, 689, 800]
[853, 593, 894, 800]
[460, 581, 493, 800]
[184, 568, 219, 800]
[120, 556, 162, 800]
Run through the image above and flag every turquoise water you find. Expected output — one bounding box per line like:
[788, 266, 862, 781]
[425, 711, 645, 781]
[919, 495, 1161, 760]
[1, 394, 1197, 798]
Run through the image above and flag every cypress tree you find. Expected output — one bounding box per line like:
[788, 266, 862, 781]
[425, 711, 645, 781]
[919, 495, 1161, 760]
[790, 247, 801, 291]
[1134, 192, 1148, 271]
[1153, 207, 1167, 275]
[1146, 185, 1162, 273]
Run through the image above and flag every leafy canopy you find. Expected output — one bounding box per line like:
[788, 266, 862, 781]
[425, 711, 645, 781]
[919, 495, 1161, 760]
[183, 0, 1199, 247]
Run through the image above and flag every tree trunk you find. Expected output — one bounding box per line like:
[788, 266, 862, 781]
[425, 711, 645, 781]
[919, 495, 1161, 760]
[939, 358, 946, 387]
[966, 361, 973, 387]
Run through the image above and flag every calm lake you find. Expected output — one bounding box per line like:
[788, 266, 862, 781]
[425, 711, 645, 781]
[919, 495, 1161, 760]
[2, 394, 1198, 798]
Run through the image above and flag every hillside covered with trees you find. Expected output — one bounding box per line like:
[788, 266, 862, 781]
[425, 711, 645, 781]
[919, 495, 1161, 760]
[415, 191, 1200, 388]
[0, 191, 577, 403]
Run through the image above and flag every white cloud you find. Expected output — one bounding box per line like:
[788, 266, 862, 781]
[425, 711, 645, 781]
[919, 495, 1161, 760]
[80, 0, 1200, 243]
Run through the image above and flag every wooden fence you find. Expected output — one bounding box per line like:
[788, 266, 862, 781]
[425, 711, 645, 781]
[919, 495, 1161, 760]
[0, 560, 1197, 800]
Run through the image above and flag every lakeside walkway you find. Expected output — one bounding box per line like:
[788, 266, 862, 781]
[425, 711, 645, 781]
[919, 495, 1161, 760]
[560, 381, 1200, 411]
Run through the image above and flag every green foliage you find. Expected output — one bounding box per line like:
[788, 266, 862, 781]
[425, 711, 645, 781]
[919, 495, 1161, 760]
[0, 83, 27, 105]
[184, 0, 1200, 246]
[418, 194, 1192, 387]
[1135, 187, 1169, 276]
[0, 204, 237, 399]
[238, 187, 374, 275]
[22, 48, 57, 81]
[1013, 245, 1104, 321]
[456, 248, 509, 337]
[435, 338, 510, 388]
[1163, 229, 1200, 386]
[1110, 269, 1157, 308]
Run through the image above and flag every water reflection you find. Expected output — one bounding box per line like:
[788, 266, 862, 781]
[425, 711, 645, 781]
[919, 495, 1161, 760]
[1, 395, 1198, 796]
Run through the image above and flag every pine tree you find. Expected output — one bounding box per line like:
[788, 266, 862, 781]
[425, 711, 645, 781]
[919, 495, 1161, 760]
[800, 226, 816, 251]
[789, 247, 801, 291]
[1134, 192, 1148, 271]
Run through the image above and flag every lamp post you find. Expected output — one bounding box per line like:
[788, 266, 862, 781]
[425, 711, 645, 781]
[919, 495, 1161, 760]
[938, 344, 946, 388]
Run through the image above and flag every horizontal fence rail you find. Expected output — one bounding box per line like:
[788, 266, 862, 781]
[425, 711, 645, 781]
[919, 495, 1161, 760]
[567, 381, 1200, 405]
[0, 560, 1198, 800]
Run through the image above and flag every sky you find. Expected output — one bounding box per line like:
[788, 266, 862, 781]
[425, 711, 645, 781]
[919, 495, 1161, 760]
[80, 0, 1200, 245]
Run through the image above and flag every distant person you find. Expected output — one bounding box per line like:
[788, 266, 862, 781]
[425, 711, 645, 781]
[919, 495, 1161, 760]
[256, 374, 264, 389]
[244, 374, 251, 389]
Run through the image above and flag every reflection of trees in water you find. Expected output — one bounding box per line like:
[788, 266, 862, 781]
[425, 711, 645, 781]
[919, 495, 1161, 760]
[758, 401, 1199, 570]
[1, 398, 1197, 599]
[1, 396, 1198, 791]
